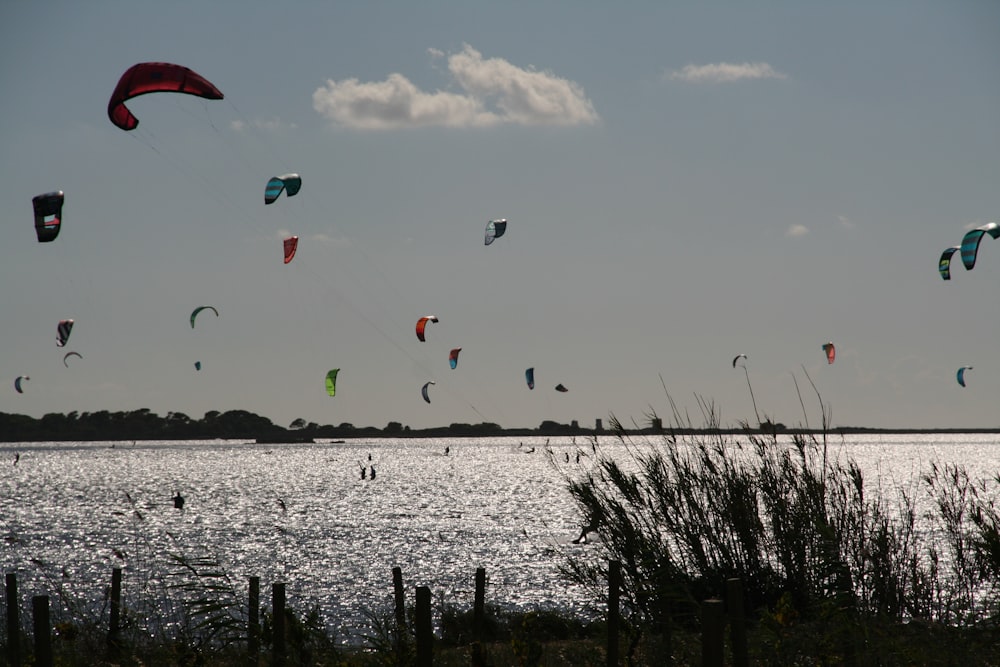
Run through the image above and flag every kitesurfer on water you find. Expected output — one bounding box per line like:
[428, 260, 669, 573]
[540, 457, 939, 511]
[173, 492, 185, 509]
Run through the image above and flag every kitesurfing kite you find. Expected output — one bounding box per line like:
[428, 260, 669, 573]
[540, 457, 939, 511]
[62, 351, 82, 367]
[14, 376, 29, 394]
[190, 306, 219, 328]
[107, 62, 224, 131]
[485, 219, 507, 246]
[325, 369, 339, 397]
[822, 342, 836, 365]
[732, 354, 747, 368]
[939, 246, 961, 280]
[421, 381, 436, 404]
[960, 222, 1000, 271]
[957, 366, 973, 388]
[525, 367, 535, 390]
[32, 191, 64, 243]
[555, 383, 569, 392]
[449, 348, 462, 369]
[265, 174, 302, 205]
[56, 320, 74, 347]
[194, 361, 202, 371]
[416, 316, 438, 342]
[283, 236, 299, 264]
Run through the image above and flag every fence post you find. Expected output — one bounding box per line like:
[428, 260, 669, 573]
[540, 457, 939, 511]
[32, 595, 52, 667]
[473, 567, 485, 636]
[701, 598, 724, 667]
[415, 585, 433, 667]
[608, 560, 621, 667]
[726, 578, 748, 667]
[392, 566, 406, 630]
[472, 567, 487, 667]
[107, 567, 122, 660]
[272, 583, 285, 667]
[248, 576, 259, 666]
[5, 572, 20, 667]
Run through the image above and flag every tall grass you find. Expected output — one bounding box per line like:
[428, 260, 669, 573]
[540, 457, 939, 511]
[560, 380, 1000, 663]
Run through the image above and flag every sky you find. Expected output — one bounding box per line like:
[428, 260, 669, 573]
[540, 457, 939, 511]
[2, 1, 998, 432]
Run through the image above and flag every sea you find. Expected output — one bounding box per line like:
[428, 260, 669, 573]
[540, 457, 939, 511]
[2, 433, 999, 641]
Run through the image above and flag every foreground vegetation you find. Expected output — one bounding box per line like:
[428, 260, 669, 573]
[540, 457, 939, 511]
[559, 390, 1000, 665]
[5, 385, 1000, 664]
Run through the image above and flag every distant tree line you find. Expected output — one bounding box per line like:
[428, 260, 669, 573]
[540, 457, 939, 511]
[0, 410, 601, 442]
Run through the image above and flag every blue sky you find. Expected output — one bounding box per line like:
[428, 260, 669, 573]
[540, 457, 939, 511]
[2, 1, 998, 431]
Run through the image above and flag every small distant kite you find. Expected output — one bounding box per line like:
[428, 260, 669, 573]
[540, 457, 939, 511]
[485, 219, 507, 246]
[265, 174, 302, 205]
[732, 354, 747, 368]
[283, 236, 299, 264]
[938, 246, 961, 280]
[62, 351, 82, 368]
[957, 366, 973, 388]
[525, 367, 535, 390]
[421, 381, 436, 404]
[194, 361, 202, 371]
[416, 316, 438, 342]
[32, 191, 64, 243]
[325, 369, 339, 397]
[107, 62, 224, 132]
[555, 383, 568, 393]
[822, 342, 836, 365]
[960, 222, 1000, 271]
[449, 348, 462, 369]
[190, 306, 219, 328]
[56, 319, 74, 347]
[14, 376, 29, 394]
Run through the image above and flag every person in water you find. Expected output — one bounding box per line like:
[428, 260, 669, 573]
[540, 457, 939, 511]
[572, 505, 604, 544]
[370, 465, 376, 480]
[360, 465, 367, 480]
[173, 492, 185, 510]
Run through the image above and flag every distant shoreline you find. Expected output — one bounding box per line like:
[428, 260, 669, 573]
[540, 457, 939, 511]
[1, 408, 998, 443]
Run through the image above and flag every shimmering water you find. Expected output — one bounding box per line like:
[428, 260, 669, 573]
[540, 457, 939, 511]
[2, 433, 998, 639]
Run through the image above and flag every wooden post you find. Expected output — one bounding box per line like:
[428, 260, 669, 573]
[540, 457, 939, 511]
[32, 595, 52, 667]
[472, 568, 487, 667]
[5, 572, 20, 667]
[392, 567, 407, 661]
[473, 567, 486, 637]
[700, 598, 724, 667]
[726, 578, 748, 667]
[415, 586, 433, 667]
[107, 568, 122, 660]
[248, 576, 259, 666]
[608, 560, 621, 667]
[392, 566, 406, 630]
[272, 583, 285, 667]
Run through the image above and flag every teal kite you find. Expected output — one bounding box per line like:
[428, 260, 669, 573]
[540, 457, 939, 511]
[961, 222, 1000, 271]
[265, 174, 302, 205]
[190, 306, 219, 328]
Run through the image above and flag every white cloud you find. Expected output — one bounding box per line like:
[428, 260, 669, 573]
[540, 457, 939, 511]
[786, 224, 809, 238]
[231, 117, 297, 131]
[313, 44, 599, 129]
[667, 62, 787, 84]
[837, 215, 855, 229]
